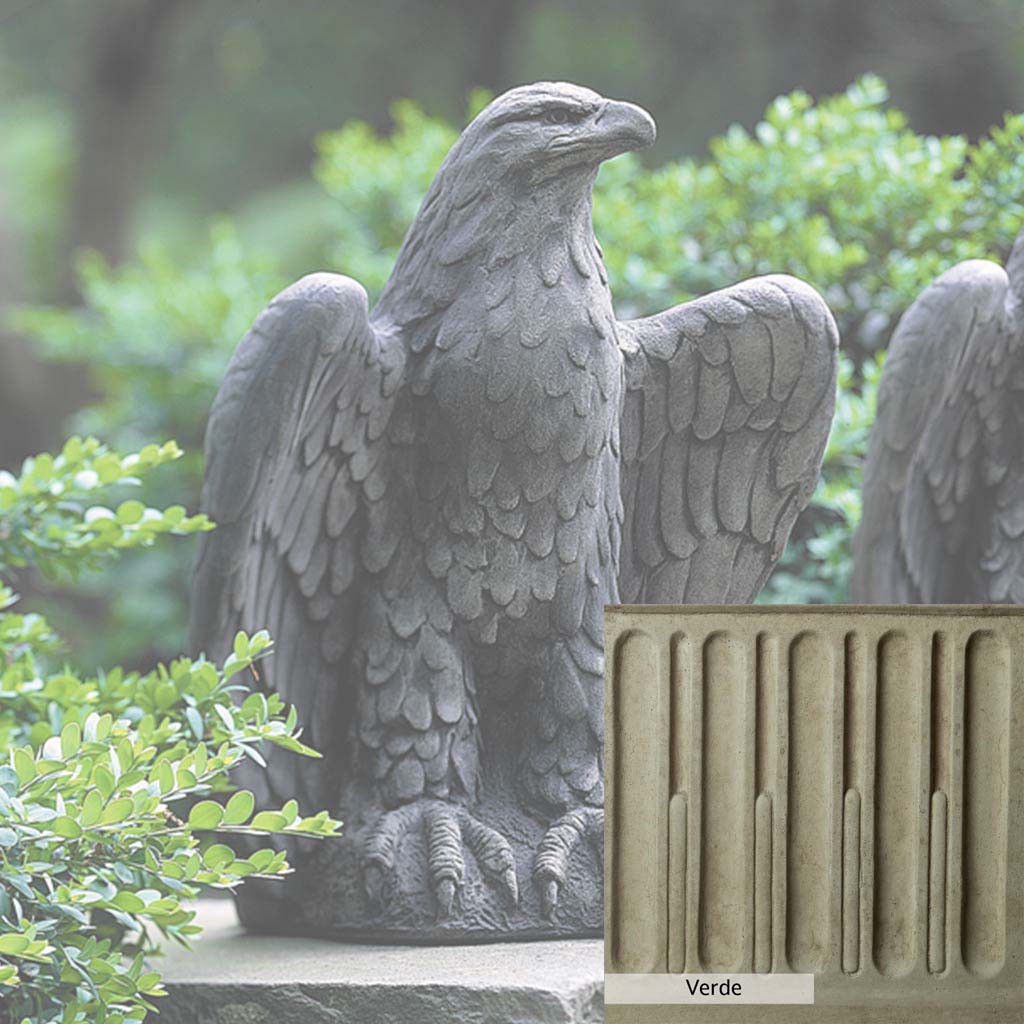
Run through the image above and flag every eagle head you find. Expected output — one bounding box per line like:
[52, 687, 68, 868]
[455, 82, 656, 184]
[377, 83, 655, 323]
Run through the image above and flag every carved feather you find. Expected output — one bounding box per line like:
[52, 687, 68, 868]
[854, 241, 1024, 604]
[617, 275, 838, 604]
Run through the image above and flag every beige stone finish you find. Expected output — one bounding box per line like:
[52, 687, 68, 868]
[604, 605, 1024, 1023]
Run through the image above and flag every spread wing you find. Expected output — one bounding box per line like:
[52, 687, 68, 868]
[190, 273, 404, 810]
[852, 259, 1016, 602]
[617, 274, 838, 603]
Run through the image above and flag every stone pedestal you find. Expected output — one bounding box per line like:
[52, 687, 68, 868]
[158, 900, 604, 1023]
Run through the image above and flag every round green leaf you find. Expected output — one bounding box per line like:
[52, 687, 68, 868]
[156, 760, 175, 795]
[111, 891, 145, 914]
[223, 790, 254, 826]
[203, 843, 235, 870]
[13, 749, 35, 785]
[154, 681, 177, 710]
[92, 765, 115, 800]
[60, 722, 81, 758]
[116, 499, 145, 524]
[0, 934, 30, 955]
[249, 811, 287, 833]
[137, 970, 163, 993]
[52, 816, 82, 839]
[100, 798, 133, 825]
[188, 800, 224, 830]
[80, 790, 103, 827]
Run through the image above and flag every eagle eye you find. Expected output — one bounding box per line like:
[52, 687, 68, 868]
[542, 108, 580, 126]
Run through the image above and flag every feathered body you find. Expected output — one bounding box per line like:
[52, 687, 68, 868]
[366, 147, 620, 813]
[191, 83, 838, 939]
[854, 228, 1024, 603]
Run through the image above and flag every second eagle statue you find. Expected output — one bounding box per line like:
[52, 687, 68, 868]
[191, 82, 839, 940]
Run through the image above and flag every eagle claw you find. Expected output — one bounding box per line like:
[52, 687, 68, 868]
[534, 807, 603, 920]
[362, 799, 518, 919]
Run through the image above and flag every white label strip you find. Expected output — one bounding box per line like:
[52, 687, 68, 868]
[605, 973, 815, 1005]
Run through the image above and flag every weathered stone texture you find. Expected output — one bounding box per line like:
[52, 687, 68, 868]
[158, 900, 603, 1023]
[604, 605, 1024, 1023]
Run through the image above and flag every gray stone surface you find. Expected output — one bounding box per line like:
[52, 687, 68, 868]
[190, 80, 839, 941]
[853, 223, 1024, 603]
[158, 900, 603, 1023]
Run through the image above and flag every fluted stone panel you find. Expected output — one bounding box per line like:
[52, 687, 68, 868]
[605, 606, 1023, 1023]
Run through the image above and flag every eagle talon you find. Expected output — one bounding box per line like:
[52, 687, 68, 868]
[363, 863, 387, 904]
[541, 878, 560, 920]
[435, 877, 457, 918]
[362, 799, 519, 917]
[534, 807, 604, 920]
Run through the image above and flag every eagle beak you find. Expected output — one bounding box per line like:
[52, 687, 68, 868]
[592, 99, 656, 155]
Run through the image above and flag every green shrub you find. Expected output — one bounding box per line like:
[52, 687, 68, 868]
[0, 438, 340, 1023]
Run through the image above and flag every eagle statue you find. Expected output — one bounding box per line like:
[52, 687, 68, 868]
[853, 226, 1024, 604]
[190, 82, 839, 940]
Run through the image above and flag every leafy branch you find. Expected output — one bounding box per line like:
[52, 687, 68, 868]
[0, 441, 341, 1024]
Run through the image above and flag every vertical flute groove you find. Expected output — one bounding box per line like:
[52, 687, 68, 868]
[842, 788, 861, 974]
[610, 631, 662, 972]
[699, 633, 749, 971]
[668, 794, 688, 972]
[928, 632, 951, 976]
[928, 790, 948, 974]
[669, 634, 691, 972]
[873, 631, 921, 977]
[844, 633, 865, 793]
[786, 632, 833, 972]
[930, 633, 951, 802]
[755, 634, 776, 794]
[754, 793, 773, 973]
[962, 631, 1010, 977]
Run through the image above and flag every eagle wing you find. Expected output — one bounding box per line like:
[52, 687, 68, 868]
[190, 273, 404, 810]
[852, 259, 1015, 602]
[617, 274, 838, 603]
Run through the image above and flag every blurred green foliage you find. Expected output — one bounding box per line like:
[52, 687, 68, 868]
[593, 75, 1024, 347]
[10, 76, 1024, 658]
[315, 99, 463, 295]
[14, 226, 284, 456]
[9, 233, 283, 667]
[0, 99, 73, 301]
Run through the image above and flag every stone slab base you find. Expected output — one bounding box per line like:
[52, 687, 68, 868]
[157, 900, 604, 1023]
